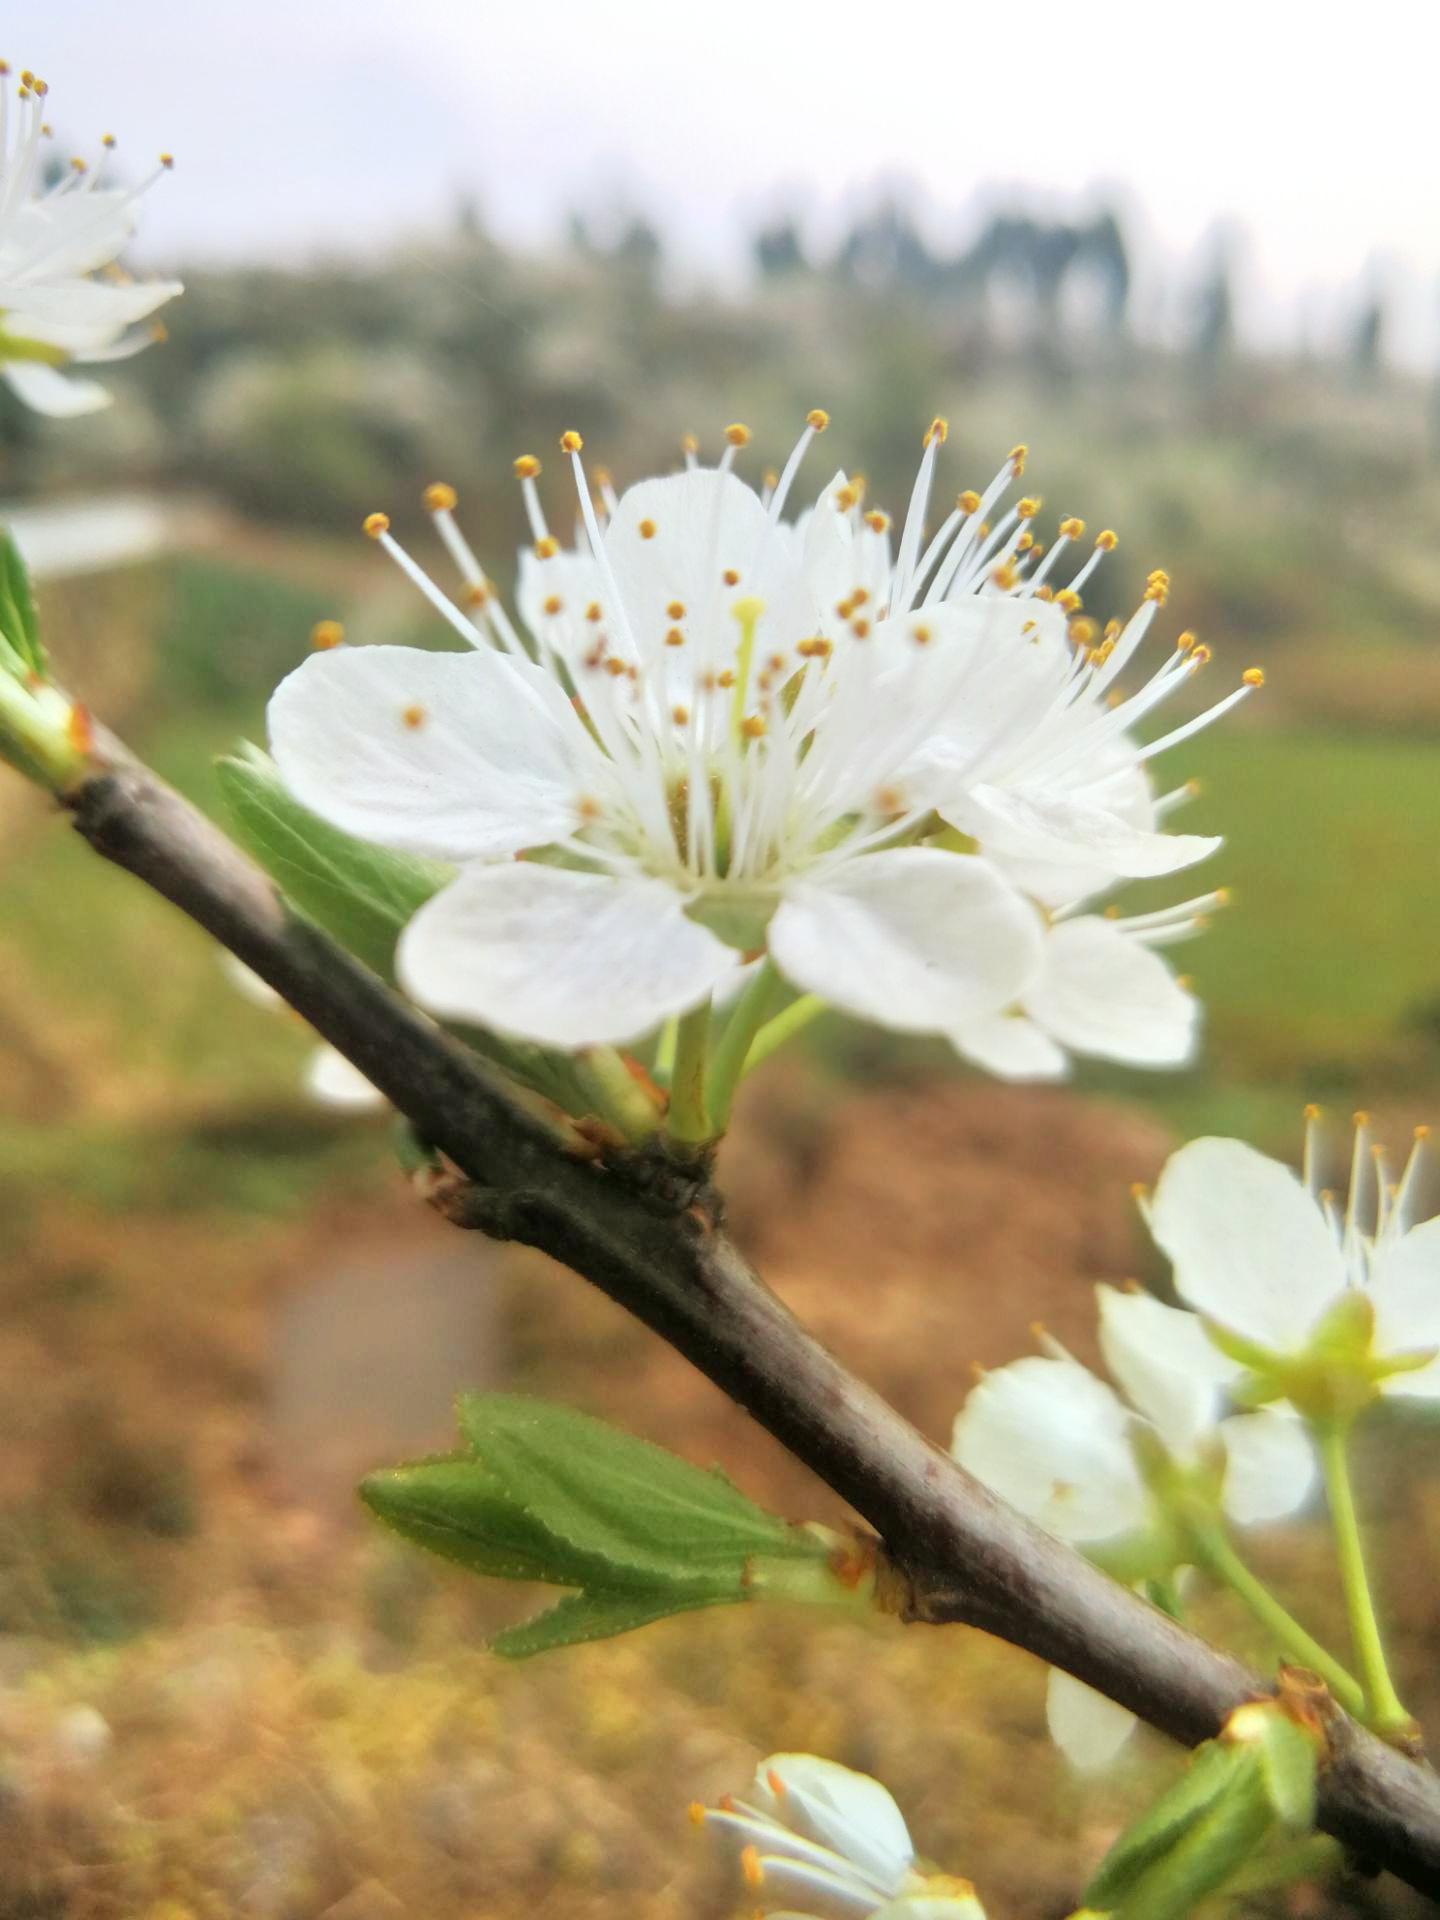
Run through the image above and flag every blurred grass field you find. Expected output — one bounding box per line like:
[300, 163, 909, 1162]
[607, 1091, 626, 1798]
[3, 363, 1440, 1919]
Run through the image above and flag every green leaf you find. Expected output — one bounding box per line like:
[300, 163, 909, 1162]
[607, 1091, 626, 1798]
[359, 1456, 608, 1587]
[0, 529, 43, 677]
[455, 1393, 828, 1576]
[1084, 1740, 1239, 1909]
[490, 1585, 731, 1659]
[216, 746, 451, 982]
[1111, 1767, 1273, 1920]
[1253, 1713, 1318, 1833]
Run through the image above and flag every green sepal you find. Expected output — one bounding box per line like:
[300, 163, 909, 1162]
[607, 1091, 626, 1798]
[0, 529, 43, 678]
[216, 745, 451, 983]
[1083, 1739, 1238, 1908]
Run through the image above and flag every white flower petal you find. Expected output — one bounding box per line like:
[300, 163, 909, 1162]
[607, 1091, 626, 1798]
[869, 1897, 987, 1920]
[769, 849, 1041, 1036]
[398, 862, 737, 1048]
[951, 1355, 1149, 1544]
[1097, 1283, 1238, 1456]
[958, 782, 1220, 882]
[950, 1012, 1068, 1082]
[1022, 917, 1200, 1069]
[1148, 1138, 1346, 1351]
[755, 1755, 914, 1893]
[749, 1856, 893, 1920]
[1368, 1219, 1440, 1394]
[1045, 1667, 1138, 1772]
[1218, 1411, 1317, 1526]
[2, 359, 111, 416]
[304, 1046, 384, 1110]
[268, 644, 599, 860]
[3, 276, 182, 343]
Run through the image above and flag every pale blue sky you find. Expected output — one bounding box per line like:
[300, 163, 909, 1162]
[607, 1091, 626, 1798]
[16, 0, 1440, 363]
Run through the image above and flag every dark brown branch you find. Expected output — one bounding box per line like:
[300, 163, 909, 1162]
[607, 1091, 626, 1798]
[62, 735, 1440, 1898]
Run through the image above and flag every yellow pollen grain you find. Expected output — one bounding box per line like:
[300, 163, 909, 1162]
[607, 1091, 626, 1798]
[763, 469, 779, 491]
[465, 583, 490, 607]
[835, 485, 859, 512]
[543, 595, 563, 616]
[401, 704, 427, 730]
[768, 652, 786, 672]
[638, 519, 657, 540]
[513, 454, 541, 479]
[1175, 630, 1197, 653]
[680, 432, 699, 455]
[957, 489, 981, 514]
[1059, 516, 1085, 539]
[604, 657, 627, 678]
[585, 602, 603, 622]
[1243, 666, 1265, 687]
[1096, 528, 1118, 550]
[835, 598, 854, 620]
[851, 618, 871, 639]
[1303, 1102, 1322, 1120]
[1130, 1181, 1149, 1200]
[1416, 1124, 1432, 1140]
[1189, 643, 1213, 666]
[1016, 531, 1034, 552]
[1353, 1109, 1371, 1128]
[577, 795, 603, 822]
[665, 628, 685, 648]
[912, 622, 932, 646]
[672, 704, 690, 725]
[717, 669, 737, 689]
[69, 155, 87, 173]
[310, 619, 344, 650]
[1055, 589, 1082, 612]
[688, 1802, 706, 1828]
[362, 511, 390, 539]
[924, 415, 948, 446]
[422, 481, 457, 512]
[725, 422, 752, 447]
[1145, 584, 1169, 605]
[1034, 584, 1054, 602]
[1009, 443, 1028, 474]
[534, 535, 559, 559]
[158, 149, 173, 166]
[740, 714, 767, 740]
[1069, 617, 1097, 647]
[806, 408, 830, 431]
[992, 563, 1018, 591]
[741, 1848, 764, 1890]
[559, 429, 584, 452]
[865, 509, 890, 532]
[665, 601, 686, 620]
[1148, 568, 1171, 586]
[101, 132, 116, 148]
[723, 567, 741, 586]
[797, 637, 832, 658]
[1016, 496, 1039, 519]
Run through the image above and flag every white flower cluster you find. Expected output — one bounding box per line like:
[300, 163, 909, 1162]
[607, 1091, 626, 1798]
[0, 61, 179, 415]
[268, 419, 1260, 1069]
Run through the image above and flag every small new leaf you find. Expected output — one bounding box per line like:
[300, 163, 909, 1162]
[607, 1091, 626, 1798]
[0, 530, 43, 678]
[361, 1396, 833, 1659]
[217, 746, 451, 982]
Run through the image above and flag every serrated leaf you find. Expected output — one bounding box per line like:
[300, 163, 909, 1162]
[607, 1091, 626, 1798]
[490, 1584, 733, 1659]
[0, 530, 42, 677]
[216, 748, 451, 982]
[455, 1393, 827, 1576]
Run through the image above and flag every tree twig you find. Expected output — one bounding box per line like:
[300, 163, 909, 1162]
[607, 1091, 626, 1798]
[59, 728, 1440, 1898]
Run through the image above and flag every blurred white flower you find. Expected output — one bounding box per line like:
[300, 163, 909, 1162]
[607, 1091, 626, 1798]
[1148, 1114, 1440, 1405]
[222, 954, 383, 1113]
[698, 1752, 985, 1920]
[268, 418, 1258, 1054]
[0, 63, 181, 416]
[951, 1286, 1315, 1769]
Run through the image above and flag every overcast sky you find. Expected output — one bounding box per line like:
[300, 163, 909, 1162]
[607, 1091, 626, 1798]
[18, 0, 1440, 363]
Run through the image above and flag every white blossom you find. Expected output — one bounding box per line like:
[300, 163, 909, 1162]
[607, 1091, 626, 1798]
[698, 1753, 985, 1920]
[0, 63, 180, 415]
[951, 1286, 1315, 1769]
[223, 954, 383, 1112]
[268, 419, 1260, 1055]
[1147, 1113, 1440, 1400]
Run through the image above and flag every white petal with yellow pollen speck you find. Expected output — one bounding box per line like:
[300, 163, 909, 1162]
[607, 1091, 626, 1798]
[398, 862, 739, 1048]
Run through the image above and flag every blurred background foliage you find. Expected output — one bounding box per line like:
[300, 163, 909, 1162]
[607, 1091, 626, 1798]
[1, 194, 1439, 1918]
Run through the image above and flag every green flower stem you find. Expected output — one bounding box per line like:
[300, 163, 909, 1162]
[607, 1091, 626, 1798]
[666, 999, 714, 1145]
[743, 1552, 876, 1613]
[705, 960, 792, 1132]
[745, 993, 825, 1072]
[571, 1046, 663, 1144]
[1187, 1522, 1365, 1718]
[1313, 1418, 1414, 1736]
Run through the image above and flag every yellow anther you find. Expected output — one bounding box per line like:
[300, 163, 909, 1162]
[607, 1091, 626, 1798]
[834, 485, 859, 512]
[1144, 583, 1169, 605]
[688, 1802, 706, 1827]
[585, 602, 603, 622]
[534, 535, 559, 559]
[741, 1847, 764, 1890]
[1353, 1110, 1371, 1128]
[1130, 1181, 1150, 1200]
[851, 618, 871, 639]
[593, 467, 612, 490]
[577, 794, 603, 822]
[101, 132, 116, 148]
[1033, 584, 1054, 602]
[1058, 516, 1085, 539]
[401, 704, 427, 729]
[559, 429, 584, 452]
[1095, 528, 1118, 550]
[1189, 643, 1213, 666]
[875, 786, 903, 813]
[851, 586, 870, 607]
[666, 600, 686, 620]
[805, 408, 830, 432]
[362, 512, 390, 539]
[797, 636, 832, 658]
[638, 519, 657, 540]
[665, 628, 685, 648]
[69, 156, 87, 173]
[1242, 666, 1265, 687]
[1016, 496, 1040, 519]
[835, 597, 854, 620]
[725, 422, 752, 447]
[924, 416, 949, 446]
[465, 583, 490, 607]
[1416, 1124, 1432, 1141]
[158, 149, 173, 166]
[717, 669, 737, 689]
[604, 657, 627, 678]
[1055, 588, 1082, 612]
[672, 704, 690, 725]
[762, 468, 779, 491]
[1303, 1102, 1322, 1120]
[1147, 567, 1171, 586]
[310, 619, 345, 650]
[911, 622, 933, 646]
[723, 567, 740, 586]
[992, 563, 1018, 591]
[1009, 443, 1028, 472]
[1175, 630, 1196, 652]
[1016, 531, 1034, 552]
[513, 454, 541, 479]
[957, 489, 981, 514]
[542, 594, 563, 616]
[740, 714, 768, 740]
[680, 432, 698, 455]
[864, 509, 890, 532]
[1068, 617, 1097, 647]
[422, 481, 458, 512]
